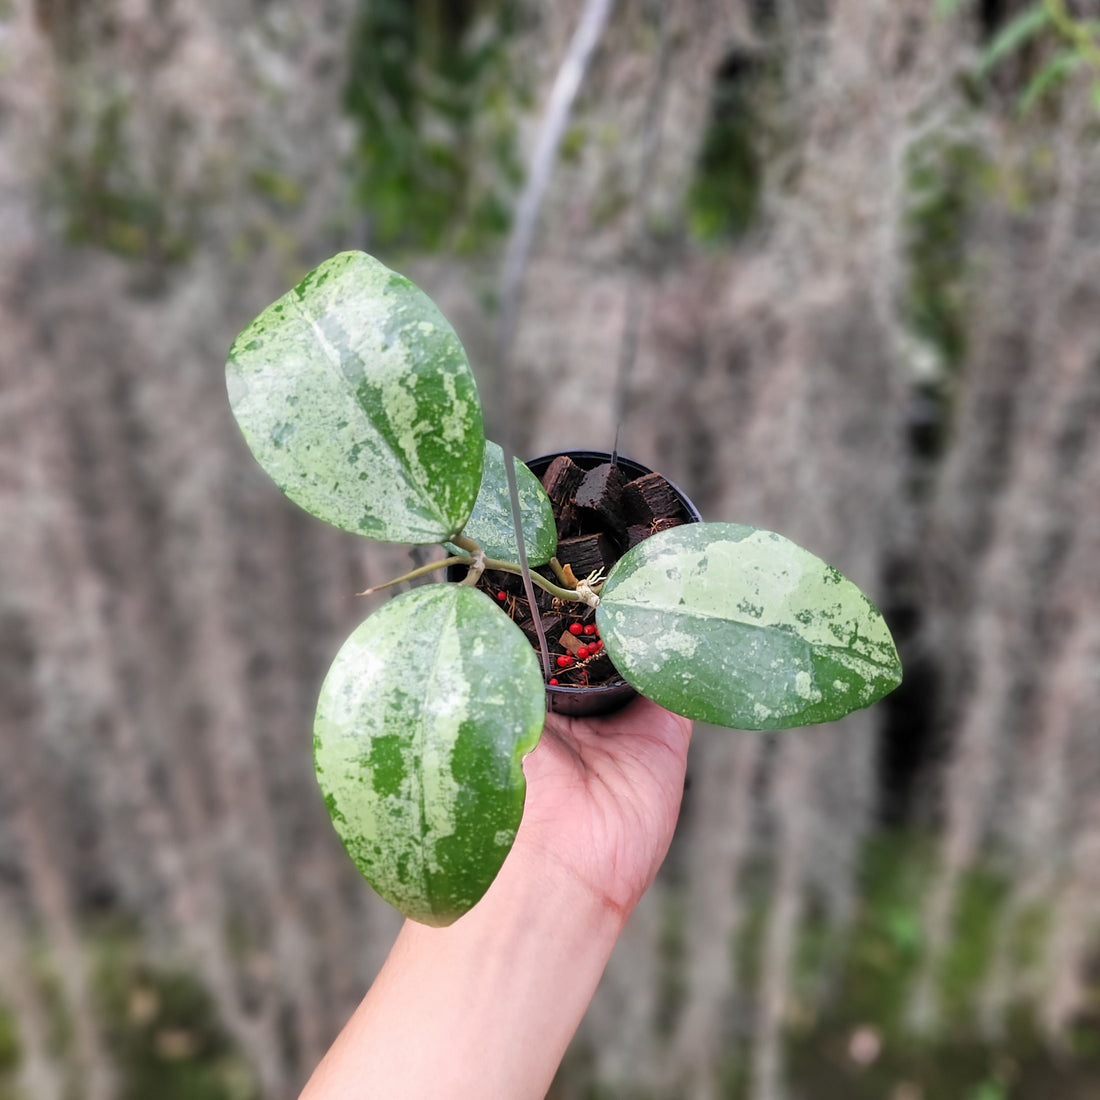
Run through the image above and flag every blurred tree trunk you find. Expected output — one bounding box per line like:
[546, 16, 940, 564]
[909, 81, 1100, 1042]
[0, 1, 398, 1094]
[1, 0, 1099, 1097]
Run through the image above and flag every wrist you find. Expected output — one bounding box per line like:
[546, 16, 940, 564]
[397, 846, 625, 1096]
[487, 827, 632, 938]
[302, 835, 627, 1100]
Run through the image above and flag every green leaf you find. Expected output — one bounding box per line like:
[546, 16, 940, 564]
[314, 584, 545, 926]
[227, 251, 485, 544]
[446, 441, 557, 565]
[596, 523, 902, 730]
[978, 5, 1049, 76]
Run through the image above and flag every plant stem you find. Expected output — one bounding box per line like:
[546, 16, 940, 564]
[448, 534, 597, 603]
[548, 557, 572, 587]
[357, 555, 471, 596]
[450, 533, 482, 556]
[358, 535, 599, 606]
[482, 557, 597, 605]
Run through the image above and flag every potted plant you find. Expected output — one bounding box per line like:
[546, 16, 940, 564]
[226, 251, 902, 927]
[464, 448, 705, 717]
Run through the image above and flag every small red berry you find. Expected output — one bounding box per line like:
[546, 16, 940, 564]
[496, 590, 507, 601]
[592, 639, 603, 651]
[549, 678, 559, 686]
[557, 654, 574, 668]
[577, 646, 590, 659]
[583, 624, 597, 636]
[568, 622, 583, 636]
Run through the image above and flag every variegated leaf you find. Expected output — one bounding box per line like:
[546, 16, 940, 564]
[314, 584, 545, 926]
[446, 441, 557, 565]
[596, 523, 902, 729]
[227, 251, 484, 544]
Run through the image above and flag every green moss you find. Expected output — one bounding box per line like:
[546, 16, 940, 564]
[685, 55, 764, 243]
[248, 168, 305, 210]
[904, 138, 992, 371]
[628, 831, 1100, 1097]
[53, 94, 193, 264]
[654, 890, 688, 1040]
[939, 865, 1011, 1029]
[782, 833, 1100, 1099]
[560, 123, 588, 164]
[92, 925, 259, 1100]
[0, 1008, 18, 1079]
[343, 1, 525, 254]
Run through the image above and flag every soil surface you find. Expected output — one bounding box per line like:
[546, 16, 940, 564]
[475, 457, 689, 688]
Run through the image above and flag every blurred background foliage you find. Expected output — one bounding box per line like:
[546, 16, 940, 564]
[1, 1, 1099, 1098]
[343, 0, 527, 252]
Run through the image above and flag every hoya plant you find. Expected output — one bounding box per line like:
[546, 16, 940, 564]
[226, 251, 902, 927]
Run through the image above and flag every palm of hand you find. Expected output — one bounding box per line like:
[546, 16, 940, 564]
[515, 697, 694, 919]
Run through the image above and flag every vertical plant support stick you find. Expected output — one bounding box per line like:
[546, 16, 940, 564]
[495, 0, 616, 681]
[612, 0, 672, 464]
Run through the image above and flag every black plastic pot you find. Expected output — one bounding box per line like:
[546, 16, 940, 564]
[522, 451, 700, 718]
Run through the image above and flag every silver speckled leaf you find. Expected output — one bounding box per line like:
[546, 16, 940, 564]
[596, 523, 902, 729]
[227, 251, 484, 544]
[314, 584, 546, 926]
[445, 442, 557, 565]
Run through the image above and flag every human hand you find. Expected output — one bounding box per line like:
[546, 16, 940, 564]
[511, 696, 694, 921]
[300, 696, 693, 1100]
